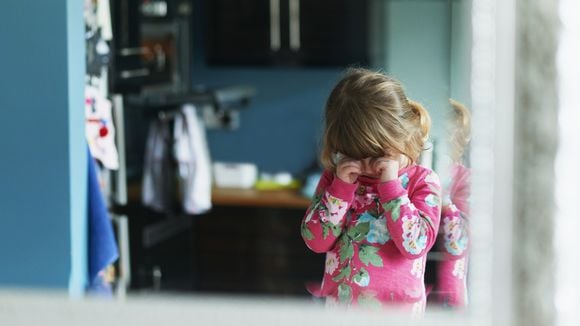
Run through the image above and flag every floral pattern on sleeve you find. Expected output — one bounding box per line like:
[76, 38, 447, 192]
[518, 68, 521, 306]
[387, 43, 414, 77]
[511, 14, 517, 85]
[301, 192, 348, 243]
[401, 213, 430, 254]
[441, 203, 469, 257]
[325, 252, 340, 274]
[452, 258, 467, 279]
[379, 169, 441, 259]
[301, 171, 356, 253]
[322, 193, 349, 225]
[411, 258, 424, 279]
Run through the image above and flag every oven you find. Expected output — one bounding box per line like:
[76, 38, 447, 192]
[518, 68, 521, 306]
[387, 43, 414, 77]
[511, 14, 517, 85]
[110, 0, 192, 94]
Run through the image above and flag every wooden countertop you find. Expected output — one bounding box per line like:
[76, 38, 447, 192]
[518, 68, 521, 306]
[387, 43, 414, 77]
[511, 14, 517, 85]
[128, 183, 311, 209]
[211, 187, 311, 209]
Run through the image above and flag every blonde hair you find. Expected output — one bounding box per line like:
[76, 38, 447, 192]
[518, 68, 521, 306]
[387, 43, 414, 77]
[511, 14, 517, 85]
[448, 99, 471, 162]
[320, 68, 431, 170]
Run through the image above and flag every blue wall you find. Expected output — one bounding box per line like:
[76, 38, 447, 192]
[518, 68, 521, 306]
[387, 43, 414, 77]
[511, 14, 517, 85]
[193, 1, 454, 175]
[192, 68, 341, 175]
[385, 0, 452, 173]
[385, 0, 452, 144]
[190, 0, 341, 174]
[0, 0, 87, 293]
[450, 0, 472, 106]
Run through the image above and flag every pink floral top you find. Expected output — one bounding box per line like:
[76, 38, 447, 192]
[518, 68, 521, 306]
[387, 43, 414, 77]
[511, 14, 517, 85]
[439, 163, 470, 259]
[436, 163, 470, 307]
[301, 165, 441, 311]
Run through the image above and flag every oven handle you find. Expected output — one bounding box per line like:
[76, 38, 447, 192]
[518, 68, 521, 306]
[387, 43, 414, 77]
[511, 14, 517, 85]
[289, 0, 300, 51]
[118, 47, 150, 56]
[269, 0, 281, 51]
[119, 68, 151, 79]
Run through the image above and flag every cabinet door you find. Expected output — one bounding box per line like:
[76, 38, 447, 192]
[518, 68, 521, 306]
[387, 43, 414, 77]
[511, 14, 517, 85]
[296, 0, 370, 67]
[206, 0, 276, 65]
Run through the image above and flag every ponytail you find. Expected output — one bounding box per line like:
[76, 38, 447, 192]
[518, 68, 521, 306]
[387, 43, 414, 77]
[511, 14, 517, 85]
[449, 99, 472, 162]
[408, 100, 431, 143]
[449, 99, 471, 143]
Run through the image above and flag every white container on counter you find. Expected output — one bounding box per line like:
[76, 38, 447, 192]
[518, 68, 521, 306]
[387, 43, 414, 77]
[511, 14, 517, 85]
[213, 162, 258, 189]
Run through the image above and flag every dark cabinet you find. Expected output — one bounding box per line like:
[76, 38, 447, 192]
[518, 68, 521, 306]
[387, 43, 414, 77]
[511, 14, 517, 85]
[206, 0, 274, 65]
[192, 206, 325, 295]
[205, 0, 370, 67]
[297, 0, 369, 66]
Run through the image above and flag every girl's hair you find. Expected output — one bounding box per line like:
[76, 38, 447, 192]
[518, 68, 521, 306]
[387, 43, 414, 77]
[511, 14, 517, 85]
[448, 99, 471, 162]
[320, 68, 431, 170]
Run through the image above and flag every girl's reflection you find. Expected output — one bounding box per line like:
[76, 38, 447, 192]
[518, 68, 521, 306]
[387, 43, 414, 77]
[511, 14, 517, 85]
[434, 99, 471, 308]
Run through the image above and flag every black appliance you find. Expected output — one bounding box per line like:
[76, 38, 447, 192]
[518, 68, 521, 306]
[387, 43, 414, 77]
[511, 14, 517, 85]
[110, 0, 192, 94]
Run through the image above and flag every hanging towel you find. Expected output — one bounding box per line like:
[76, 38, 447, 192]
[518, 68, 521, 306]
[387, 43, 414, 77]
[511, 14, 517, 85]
[174, 104, 212, 214]
[142, 117, 177, 213]
[97, 0, 113, 41]
[85, 85, 119, 170]
[87, 147, 119, 291]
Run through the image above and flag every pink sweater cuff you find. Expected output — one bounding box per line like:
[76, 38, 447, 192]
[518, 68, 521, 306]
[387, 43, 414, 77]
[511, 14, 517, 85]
[377, 179, 406, 202]
[326, 176, 358, 202]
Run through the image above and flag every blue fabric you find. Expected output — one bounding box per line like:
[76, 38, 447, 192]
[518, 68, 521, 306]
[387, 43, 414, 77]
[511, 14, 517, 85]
[87, 148, 119, 288]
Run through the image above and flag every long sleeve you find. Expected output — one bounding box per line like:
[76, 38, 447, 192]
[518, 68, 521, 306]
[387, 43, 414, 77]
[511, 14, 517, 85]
[439, 202, 469, 259]
[377, 170, 441, 259]
[437, 200, 469, 307]
[440, 165, 471, 259]
[301, 170, 358, 253]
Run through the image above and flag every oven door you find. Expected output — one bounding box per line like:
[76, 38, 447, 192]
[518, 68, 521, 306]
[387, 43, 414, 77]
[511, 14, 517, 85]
[110, 0, 190, 94]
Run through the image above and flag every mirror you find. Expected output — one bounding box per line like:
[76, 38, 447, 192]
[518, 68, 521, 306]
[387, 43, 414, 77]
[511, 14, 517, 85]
[2, 0, 500, 321]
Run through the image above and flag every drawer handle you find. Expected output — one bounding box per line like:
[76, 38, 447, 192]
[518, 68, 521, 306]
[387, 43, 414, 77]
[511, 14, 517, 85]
[289, 0, 301, 51]
[120, 68, 151, 79]
[270, 0, 281, 51]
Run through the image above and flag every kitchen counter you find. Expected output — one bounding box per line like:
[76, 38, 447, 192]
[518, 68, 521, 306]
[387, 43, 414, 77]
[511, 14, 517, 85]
[128, 182, 311, 209]
[211, 187, 311, 209]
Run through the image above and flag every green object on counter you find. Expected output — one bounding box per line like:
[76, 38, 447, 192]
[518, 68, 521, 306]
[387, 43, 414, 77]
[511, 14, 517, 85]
[254, 179, 302, 191]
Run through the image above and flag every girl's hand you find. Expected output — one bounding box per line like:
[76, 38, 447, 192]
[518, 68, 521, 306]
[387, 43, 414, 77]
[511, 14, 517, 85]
[374, 155, 401, 182]
[336, 159, 362, 184]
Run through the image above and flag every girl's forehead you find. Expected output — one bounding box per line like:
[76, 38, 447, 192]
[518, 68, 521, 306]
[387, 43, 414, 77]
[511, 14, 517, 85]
[335, 145, 394, 156]
[334, 151, 392, 162]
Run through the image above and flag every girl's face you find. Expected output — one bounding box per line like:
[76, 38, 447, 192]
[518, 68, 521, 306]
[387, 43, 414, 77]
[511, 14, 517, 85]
[357, 157, 383, 179]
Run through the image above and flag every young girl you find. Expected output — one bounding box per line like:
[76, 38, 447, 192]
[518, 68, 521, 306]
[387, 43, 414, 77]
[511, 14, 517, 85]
[301, 68, 441, 313]
[435, 99, 471, 308]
